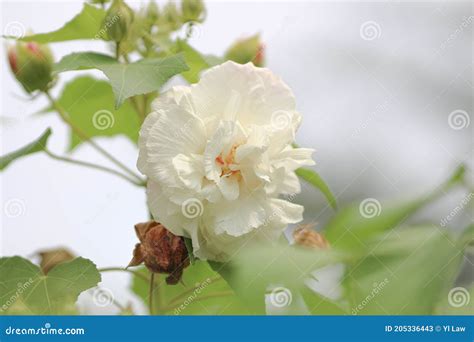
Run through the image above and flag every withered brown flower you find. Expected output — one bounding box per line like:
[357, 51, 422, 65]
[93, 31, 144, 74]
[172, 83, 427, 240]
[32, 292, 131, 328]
[37, 247, 75, 274]
[293, 225, 330, 250]
[128, 221, 190, 285]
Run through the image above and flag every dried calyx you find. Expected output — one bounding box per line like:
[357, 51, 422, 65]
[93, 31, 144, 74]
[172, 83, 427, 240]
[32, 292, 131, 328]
[293, 225, 330, 250]
[128, 221, 190, 285]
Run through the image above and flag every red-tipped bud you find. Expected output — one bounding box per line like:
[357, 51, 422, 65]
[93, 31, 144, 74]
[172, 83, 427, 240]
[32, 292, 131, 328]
[7, 41, 54, 93]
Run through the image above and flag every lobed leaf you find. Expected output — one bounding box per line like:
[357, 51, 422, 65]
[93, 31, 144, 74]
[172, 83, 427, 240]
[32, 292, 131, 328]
[54, 52, 189, 108]
[20, 4, 106, 43]
[45, 76, 140, 151]
[0, 256, 101, 315]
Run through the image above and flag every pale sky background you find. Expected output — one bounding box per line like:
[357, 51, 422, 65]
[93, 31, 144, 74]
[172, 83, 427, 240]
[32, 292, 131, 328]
[1, 0, 472, 314]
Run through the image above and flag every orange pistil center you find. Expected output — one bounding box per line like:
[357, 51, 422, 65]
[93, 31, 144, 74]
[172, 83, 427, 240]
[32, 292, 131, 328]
[216, 144, 241, 179]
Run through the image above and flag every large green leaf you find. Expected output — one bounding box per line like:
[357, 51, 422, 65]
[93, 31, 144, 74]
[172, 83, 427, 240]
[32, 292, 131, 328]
[0, 256, 101, 315]
[210, 243, 346, 314]
[173, 40, 210, 84]
[131, 262, 250, 315]
[46, 76, 140, 151]
[54, 53, 189, 107]
[343, 226, 464, 315]
[324, 165, 466, 250]
[0, 128, 51, 171]
[300, 286, 349, 315]
[296, 167, 338, 210]
[20, 4, 106, 43]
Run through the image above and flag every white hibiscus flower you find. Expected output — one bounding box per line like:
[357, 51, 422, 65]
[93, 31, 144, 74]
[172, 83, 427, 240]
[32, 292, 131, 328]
[137, 61, 314, 261]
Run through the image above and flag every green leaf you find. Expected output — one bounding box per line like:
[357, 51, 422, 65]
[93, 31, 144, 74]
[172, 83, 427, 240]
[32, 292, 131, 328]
[47, 76, 140, 151]
[296, 167, 338, 210]
[300, 286, 349, 315]
[0, 128, 51, 171]
[20, 4, 106, 43]
[173, 40, 210, 83]
[210, 243, 345, 314]
[343, 226, 464, 315]
[324, 165, 466, 250]
[131, 262, 249, 315]
[54, 52, 189, 108]
[0, 256, 101, 315]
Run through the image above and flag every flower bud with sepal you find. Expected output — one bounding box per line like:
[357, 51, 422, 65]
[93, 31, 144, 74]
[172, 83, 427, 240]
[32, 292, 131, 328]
[181, 0, 206, 23]
[102, 0, 134, 42]
[7, 41, 54, 93]
[225, 34, 265, 67]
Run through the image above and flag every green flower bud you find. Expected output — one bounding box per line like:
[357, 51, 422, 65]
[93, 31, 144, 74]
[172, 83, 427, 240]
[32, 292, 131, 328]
[158, 2, 182, 32]
[181, 0, 205, 23]
[7, 41, 54, 93]
[102, 0, 134, 42]
[224, 34, 265, 67]
[146, 1, 159, 23]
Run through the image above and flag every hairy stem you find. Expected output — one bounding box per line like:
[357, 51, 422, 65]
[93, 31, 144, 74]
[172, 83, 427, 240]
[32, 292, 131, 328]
[44, 90, 144, 183]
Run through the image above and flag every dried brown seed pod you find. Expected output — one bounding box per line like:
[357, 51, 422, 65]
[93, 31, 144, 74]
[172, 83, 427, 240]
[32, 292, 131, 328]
[128, 221, 190, 285]
[293, 225, 330, 250]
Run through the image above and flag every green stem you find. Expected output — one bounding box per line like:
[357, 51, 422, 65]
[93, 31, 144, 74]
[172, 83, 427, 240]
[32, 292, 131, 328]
[44, 149, 144, 186]
[149, 273, 155, 315]
[98, 267, 150, 283]
[115, 41, 121, 60]
[44, 90, 144, 183]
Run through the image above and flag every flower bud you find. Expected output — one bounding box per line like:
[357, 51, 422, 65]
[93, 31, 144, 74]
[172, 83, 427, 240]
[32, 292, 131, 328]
[128, 221, 190, 284]
[181, 0, 205, 23]
[158, 2, 182, 32]
[7, 41, 54, 93]
[146, 1, 159, 23]
[293, 225, 330, 250]
[102, 0, 134, 42]
[224, 34, 265, 67]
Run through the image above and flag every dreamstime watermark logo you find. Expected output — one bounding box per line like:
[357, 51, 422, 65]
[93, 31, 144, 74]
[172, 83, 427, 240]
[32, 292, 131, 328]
[271, 110, 292, 130]
[181, 21, 203, 39]
[436, 15, 473, 55]
[181, 198, 204, 218]
[352, 96, 393, 137]
[359, 198, 382, 218]
[440, 192, 473, 227]
[448, 110, 470, 130]
[92, 288, 114, 307]
[352, 278, 389, 315]
[269, 287, 293, 308]
[4, 323, 85, 336]
[3, 198, 27, 218]
[1, 278, 34, 312]
[448, 287, 470, 308]
[94, 14, 120, 40]
[174, 278, 211, 314]
[359, 21, 381, 41]
[4, 21, 26, 39]
[92, 110, 115, 130]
